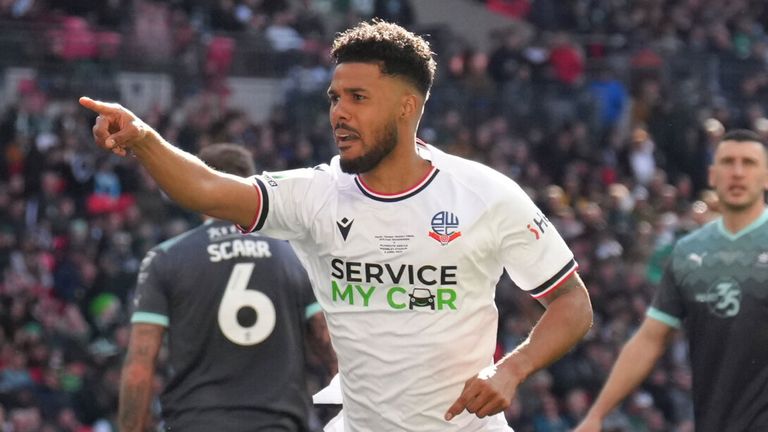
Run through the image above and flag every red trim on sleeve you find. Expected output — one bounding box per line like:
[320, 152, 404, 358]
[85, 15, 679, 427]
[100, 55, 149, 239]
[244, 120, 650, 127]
[531, 264, 579, 299]
[236, 181, 263, 233]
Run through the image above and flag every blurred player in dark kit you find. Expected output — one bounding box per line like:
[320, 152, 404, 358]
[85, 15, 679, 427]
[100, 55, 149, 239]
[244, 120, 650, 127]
[119, 143, 336, 432]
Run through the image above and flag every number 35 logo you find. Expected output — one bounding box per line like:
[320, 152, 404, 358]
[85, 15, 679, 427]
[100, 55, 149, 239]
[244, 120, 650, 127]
[217, 263, 276, 345]
[707, 278, 741, 318]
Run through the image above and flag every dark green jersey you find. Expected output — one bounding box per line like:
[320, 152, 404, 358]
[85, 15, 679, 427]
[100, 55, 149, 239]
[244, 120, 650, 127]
[649, 210, 768, 432]
[132, 220, 319, 432]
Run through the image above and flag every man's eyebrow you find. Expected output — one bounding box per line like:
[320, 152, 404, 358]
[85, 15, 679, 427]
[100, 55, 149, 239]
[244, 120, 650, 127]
[342, 87, 368, 94]
[327, 87, 368, 95]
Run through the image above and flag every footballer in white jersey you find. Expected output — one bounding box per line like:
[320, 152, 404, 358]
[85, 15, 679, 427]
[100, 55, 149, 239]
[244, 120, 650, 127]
[240, 142, 578, 432]
[81, 19, 589, 432]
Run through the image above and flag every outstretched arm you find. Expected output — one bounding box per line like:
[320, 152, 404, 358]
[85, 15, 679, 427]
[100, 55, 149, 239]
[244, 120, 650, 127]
[79, 97, 259, 227]
[119, 323, 165, 432]
[573, 317, 676, 432]
[445, 272, 593, 420]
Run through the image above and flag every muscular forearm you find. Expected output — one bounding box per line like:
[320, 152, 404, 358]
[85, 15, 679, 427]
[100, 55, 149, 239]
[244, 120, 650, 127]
[444, 280, 592, 422]
[500, 280, 592, 382]
[131, 129, 255, 226]
[118, 364, 154, 432]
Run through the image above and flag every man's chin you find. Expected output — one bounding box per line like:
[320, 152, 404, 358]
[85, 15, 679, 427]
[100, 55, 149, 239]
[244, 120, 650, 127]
[721, 198, 756, 212]
[339, 158, 364, 174]
[340, 155, 377, 174]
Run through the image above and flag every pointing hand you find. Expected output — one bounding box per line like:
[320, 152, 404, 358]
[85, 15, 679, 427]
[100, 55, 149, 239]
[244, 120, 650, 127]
[79, 96, 149, 157]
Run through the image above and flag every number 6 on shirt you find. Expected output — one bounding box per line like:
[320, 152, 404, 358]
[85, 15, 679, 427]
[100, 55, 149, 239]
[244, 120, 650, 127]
[217, 263, 277, 346]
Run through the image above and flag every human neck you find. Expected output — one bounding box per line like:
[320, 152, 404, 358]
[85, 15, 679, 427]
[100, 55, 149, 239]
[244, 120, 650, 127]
[357, 142, 432, 195]
[721, 203, 767, 234]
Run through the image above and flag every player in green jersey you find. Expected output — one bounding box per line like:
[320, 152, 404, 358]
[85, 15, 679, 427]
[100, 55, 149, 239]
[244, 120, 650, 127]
[575, 129, 768, 432]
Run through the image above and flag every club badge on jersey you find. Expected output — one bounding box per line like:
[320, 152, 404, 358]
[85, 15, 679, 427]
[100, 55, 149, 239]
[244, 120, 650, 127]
[428, 211, 462, 245]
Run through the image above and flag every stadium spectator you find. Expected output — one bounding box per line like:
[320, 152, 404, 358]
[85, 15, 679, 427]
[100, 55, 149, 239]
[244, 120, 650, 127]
[487, 24, 535, 89]
[372, 0, 415, 28]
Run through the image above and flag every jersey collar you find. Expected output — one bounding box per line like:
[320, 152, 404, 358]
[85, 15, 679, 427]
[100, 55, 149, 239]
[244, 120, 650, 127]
[716, 207, 768, 240]
[354, 140, 439, 202]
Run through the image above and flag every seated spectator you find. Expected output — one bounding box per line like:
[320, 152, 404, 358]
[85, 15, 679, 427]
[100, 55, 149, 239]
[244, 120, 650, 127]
[49, 16, 99, 61]
[265, 9, 304, 52]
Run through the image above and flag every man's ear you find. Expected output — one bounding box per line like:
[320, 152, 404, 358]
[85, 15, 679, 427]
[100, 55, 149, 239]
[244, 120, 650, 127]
[401, 94, 418, 118]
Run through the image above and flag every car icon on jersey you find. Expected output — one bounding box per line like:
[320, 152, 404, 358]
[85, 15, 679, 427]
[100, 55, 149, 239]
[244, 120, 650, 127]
[409, 288, 435, 310]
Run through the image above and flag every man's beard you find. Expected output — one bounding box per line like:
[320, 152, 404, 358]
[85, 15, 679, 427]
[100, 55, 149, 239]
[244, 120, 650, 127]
[340, 121, 398, 174]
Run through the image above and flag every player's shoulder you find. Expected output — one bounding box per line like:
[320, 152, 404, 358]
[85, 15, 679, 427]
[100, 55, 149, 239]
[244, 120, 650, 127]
[152, 224, 204, 254]
[152, 221, 240, 257]
[430, 144, 523, 199]
[138, 225, 204, 277]
[671, 219, 720, 255]
[263, 161, 343, 183]
[259, 160, 354, 195]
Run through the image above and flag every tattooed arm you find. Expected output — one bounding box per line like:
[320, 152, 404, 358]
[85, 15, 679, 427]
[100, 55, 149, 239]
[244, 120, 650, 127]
[119, 323, 165, 432]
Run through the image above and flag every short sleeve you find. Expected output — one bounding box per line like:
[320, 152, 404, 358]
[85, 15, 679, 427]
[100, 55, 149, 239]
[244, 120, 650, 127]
[647, 262, 684, 329]
[131, 249, 170, 327]
[495, 182, 577, 299]
[238, 169, 325, 241]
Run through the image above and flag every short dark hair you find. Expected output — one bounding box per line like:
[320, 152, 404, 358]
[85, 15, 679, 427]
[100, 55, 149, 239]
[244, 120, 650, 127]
[198, 143, 256, 177]
[720, 129, 764, 145]
[331, 20, 436, 97]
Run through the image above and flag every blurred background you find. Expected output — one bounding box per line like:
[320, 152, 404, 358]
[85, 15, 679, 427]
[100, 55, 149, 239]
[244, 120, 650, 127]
[2, 0, 767, 430]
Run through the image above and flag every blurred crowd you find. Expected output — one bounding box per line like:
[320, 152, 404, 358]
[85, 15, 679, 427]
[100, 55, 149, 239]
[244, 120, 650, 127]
[2, 0, 768, 431]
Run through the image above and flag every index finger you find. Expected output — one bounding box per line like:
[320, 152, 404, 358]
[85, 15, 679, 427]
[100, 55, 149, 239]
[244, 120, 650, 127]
[445, 379, 480, 422]
[79, 96, 120, 116]
[444, 394, 468, 422]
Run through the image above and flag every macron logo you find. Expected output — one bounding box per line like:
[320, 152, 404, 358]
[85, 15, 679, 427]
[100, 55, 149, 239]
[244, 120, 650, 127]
[337, 217, 354, 241]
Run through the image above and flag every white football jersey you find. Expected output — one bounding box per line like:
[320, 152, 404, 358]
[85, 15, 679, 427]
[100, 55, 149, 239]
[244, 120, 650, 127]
[241, 143, 577, 432]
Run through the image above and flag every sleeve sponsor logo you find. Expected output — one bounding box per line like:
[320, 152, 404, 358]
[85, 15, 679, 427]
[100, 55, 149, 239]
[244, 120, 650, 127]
[263, 168, 313, 186]
[262, 173, 278, 187]
[527, 212, 550, 240]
